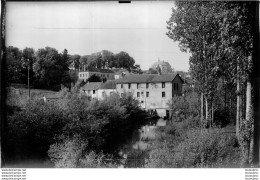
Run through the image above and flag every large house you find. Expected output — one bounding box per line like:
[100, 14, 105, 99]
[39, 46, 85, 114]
[116, 73, 184, 117]
[78, 67, 114, 82]
[80, 80, 117, 100]
[97, 80, 117, 100]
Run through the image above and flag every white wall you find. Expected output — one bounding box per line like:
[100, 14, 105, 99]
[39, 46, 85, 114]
[78, 71, 114, 81]
[97, 89, 117, 100]
[116, 82, 173, 110]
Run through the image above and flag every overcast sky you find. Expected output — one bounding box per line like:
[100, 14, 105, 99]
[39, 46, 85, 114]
[6, 1, 191, 71]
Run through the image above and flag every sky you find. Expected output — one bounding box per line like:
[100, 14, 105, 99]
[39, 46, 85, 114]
[6, 1, 191, 71]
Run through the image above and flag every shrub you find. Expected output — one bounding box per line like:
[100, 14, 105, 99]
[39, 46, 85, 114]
[6, 99, 69, 160]
[48, 136, 117, 168]
[48, 136, 88, 168]
[145, 128, 241, 168]
[168, 92, 199, 122]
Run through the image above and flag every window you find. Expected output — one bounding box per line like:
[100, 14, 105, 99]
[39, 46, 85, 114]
[128, 83, 131, 89]
[102, 91, 106, 98]
[162, 91, 165, 97]
[162, 82, 165, 88]
[121, 93, 123, 97]
[137, 83, 139, 89]
[80, 74, 81, 77]
[146, 92, 149, 97]
[121, 84, 123, 88]
[141, 92, 144, 96]
[107, 74, 109, 77]
[146, 83, 149, 89]
[93, 90, 96, 94]
[137, 92, 140, 97]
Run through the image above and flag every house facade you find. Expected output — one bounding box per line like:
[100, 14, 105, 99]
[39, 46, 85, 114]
[116, 74, 184, 117]
[81, 82, 102, 98]
[97, 80, 117, 100]
[80, 80, 117, 100]
[78, 67, 114, 82]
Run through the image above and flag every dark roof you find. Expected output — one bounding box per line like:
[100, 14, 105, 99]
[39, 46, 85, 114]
[116, 73, 182, 84]
[80, 67, 114, 73]
[82, 82, 102, 91]
[99, 80, 116, 89]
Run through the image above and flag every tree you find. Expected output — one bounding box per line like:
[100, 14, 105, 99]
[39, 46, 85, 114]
[147, 68, 158, 74]
[166, 1, 256, 165]
[33, 47, 70, 90]
[6, 46, 24, 84]
[87, 74, 102, 82]
[114, 51, 135, 70]
[150, 60, 173, 74]
[101, 50, 114, 69]
[69, 55, 81, 70]
[131, 64, 143, 74]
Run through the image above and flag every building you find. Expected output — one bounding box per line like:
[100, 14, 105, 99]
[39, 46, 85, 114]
[97, 80, 117, 100]
[81, 82, 102, 98]
[112, 68, 130, 80]
[116, 73, 184, 117]
[80, 80, 117, 100]
[78, 67, 115, 82]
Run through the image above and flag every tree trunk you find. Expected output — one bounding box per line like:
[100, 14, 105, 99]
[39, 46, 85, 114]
[205, 96, 208, 127]
[241, 81, 253, 166]
[211, 103, 214, 127]
[200, 93, 204, 128]
[236, 68, 242, 137]
[242, 84, 247, 120]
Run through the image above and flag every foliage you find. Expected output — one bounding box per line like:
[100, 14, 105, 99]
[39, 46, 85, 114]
[166, 2, 254, 129]
[68, 54, 81, 70]
[145, 127, 241, 168]
[48, 135, 118, 168]
[168, 92, 200, 121]
[54, 92, 148, 156]
[87, 74, 102, 82]
[48, 135, 87, 168]
[33, 47, 70, 90]
[6, 100, 69, 160]
[150, 60, 173, 74]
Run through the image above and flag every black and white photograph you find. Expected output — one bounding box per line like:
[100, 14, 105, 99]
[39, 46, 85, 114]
[1, 0, 259, 175]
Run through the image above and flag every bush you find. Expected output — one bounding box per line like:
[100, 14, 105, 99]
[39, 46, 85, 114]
[55, 92, 148, 155]
[145, 128, 241, 168]
[48, 136, 118, 168]
[6, 99, 69, 160]
[168, 92, 199, 122]
[48, 136, 88, 168]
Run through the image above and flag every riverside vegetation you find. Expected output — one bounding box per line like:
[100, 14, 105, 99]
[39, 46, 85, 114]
[5, 84, 241, 168]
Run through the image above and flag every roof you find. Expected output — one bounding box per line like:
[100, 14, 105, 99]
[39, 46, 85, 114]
[82, 82, 102, 91]
[80, 67, 114, 73]
[99, 80, 116, 89]
[112, 68, 130, 75]
[116, 73, 183, 84]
